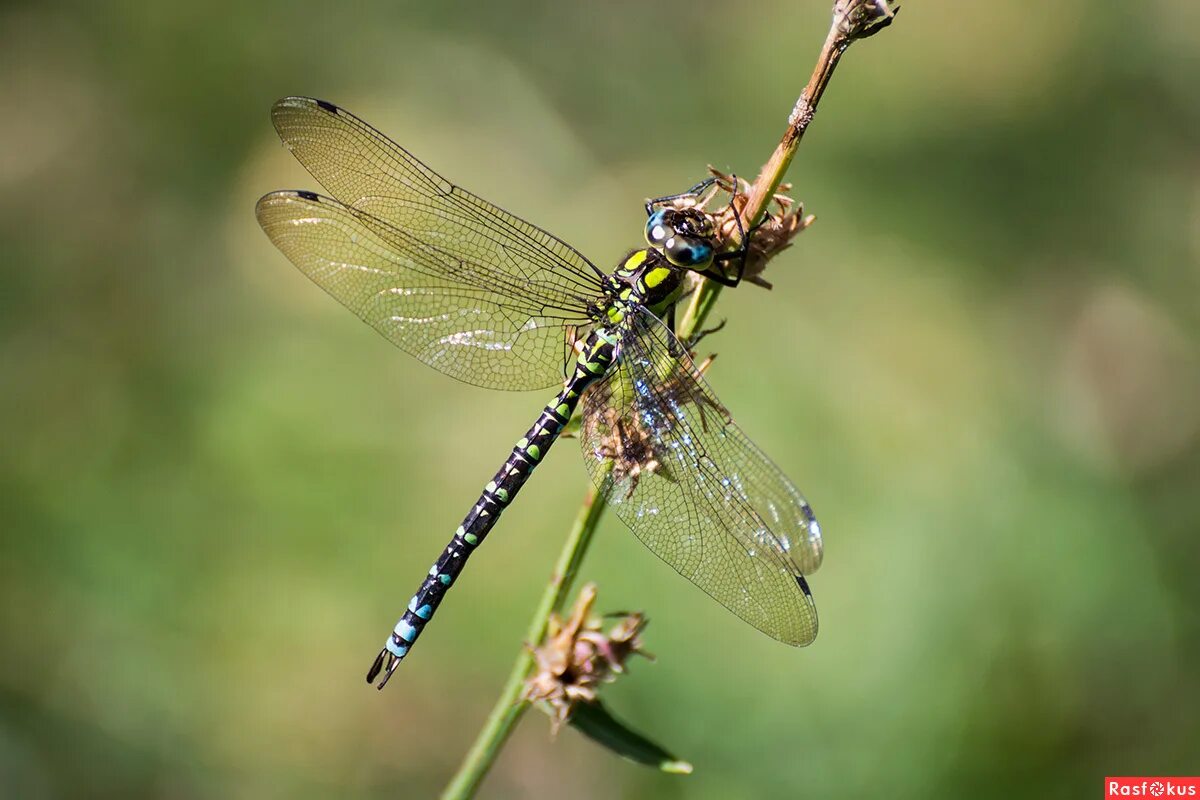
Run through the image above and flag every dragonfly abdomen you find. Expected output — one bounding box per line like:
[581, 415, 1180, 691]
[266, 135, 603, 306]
[367, 329, 619, 688]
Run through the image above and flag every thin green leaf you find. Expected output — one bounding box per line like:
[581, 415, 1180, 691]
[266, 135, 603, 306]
[568, 701, 692, 774]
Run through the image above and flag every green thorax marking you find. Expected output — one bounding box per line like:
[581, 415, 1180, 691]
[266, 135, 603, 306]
[605, 248, 687, 323]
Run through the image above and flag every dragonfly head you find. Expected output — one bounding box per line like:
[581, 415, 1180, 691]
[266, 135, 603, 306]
[645, 208, 715, 269]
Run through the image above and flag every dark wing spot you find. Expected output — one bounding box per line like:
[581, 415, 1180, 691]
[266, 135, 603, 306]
[315, 99, 339, 114]
[296, 190, 320, 202]
[796, 574, 812, 596]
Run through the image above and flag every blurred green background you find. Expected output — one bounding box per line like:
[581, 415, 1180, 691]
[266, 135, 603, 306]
[3, 1, 1198, 797]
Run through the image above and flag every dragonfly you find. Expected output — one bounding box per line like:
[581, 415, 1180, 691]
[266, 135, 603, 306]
[255, 97, 823, 689]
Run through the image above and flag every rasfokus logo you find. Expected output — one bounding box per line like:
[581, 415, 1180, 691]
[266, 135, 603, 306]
[1106, 777, 1199, 797]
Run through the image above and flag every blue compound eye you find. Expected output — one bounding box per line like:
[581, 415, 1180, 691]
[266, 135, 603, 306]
[645, 209, 671, 246]
[664, 235, 713, 267]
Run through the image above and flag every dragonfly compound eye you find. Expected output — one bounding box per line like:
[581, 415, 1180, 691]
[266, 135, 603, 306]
[645, 209, 672, 246]
[664, 234, 714, 268]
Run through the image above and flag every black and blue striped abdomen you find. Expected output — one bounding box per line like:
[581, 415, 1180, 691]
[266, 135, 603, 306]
[368, 328, 619, 687]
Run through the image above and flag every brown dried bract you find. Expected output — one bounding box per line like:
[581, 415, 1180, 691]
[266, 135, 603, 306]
[523, 584, 651, 732]
[583, 407, 673, 498]
[688, 168, 816, 290]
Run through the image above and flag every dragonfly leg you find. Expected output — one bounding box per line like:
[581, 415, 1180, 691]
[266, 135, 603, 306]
[686, 318, 727, 350]
[702, 174, 759, 288]
[644, 177, 718, 216]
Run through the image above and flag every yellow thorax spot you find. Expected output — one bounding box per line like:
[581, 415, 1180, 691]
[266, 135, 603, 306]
[622, 250, 649, 272]
[643, 266, 671, 289]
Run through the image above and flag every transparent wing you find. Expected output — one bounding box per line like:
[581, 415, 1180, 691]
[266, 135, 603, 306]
[580, 307, 821, 646]
[257, 189, 595, 390]
[269, 96, 606, 301]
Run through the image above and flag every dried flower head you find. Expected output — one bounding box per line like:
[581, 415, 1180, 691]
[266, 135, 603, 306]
[675, 168, 815, 290]
[524, 584, 652, 732]
[834, 0, 899, 42]
[582, 406, 671, 497]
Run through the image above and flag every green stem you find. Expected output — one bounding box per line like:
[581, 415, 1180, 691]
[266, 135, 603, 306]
[440, 477, 609, 800]
[677, 276, 724, 345]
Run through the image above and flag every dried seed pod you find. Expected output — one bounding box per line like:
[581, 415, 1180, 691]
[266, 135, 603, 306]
[523, 584, 652, 731]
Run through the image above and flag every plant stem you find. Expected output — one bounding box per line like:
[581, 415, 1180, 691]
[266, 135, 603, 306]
[740, 22, 845, 232]
[676, 277, 723, 344]
[441, 3, 896, 796]
[440, 476, 609, 800]
[686, 1, 897, 340]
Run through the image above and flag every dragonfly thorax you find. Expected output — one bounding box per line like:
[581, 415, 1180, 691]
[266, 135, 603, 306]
[605, 248, 688, 321]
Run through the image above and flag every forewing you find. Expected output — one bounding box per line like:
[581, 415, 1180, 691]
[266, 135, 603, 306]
[256, 190, 592, 390]
[269, 96, 605, 303]
[580, 307, 821, 646]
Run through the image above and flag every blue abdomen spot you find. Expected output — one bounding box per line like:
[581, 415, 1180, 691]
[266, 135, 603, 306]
[395, 620, 419, 642]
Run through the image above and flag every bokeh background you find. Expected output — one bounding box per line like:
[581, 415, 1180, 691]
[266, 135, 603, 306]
[3, 1, 1198, 797]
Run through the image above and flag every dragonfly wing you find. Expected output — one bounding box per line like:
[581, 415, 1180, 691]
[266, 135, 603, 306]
[257, 190, 592, 390]
[268, 97, 606, 303]
[580, 307, 821, 646]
